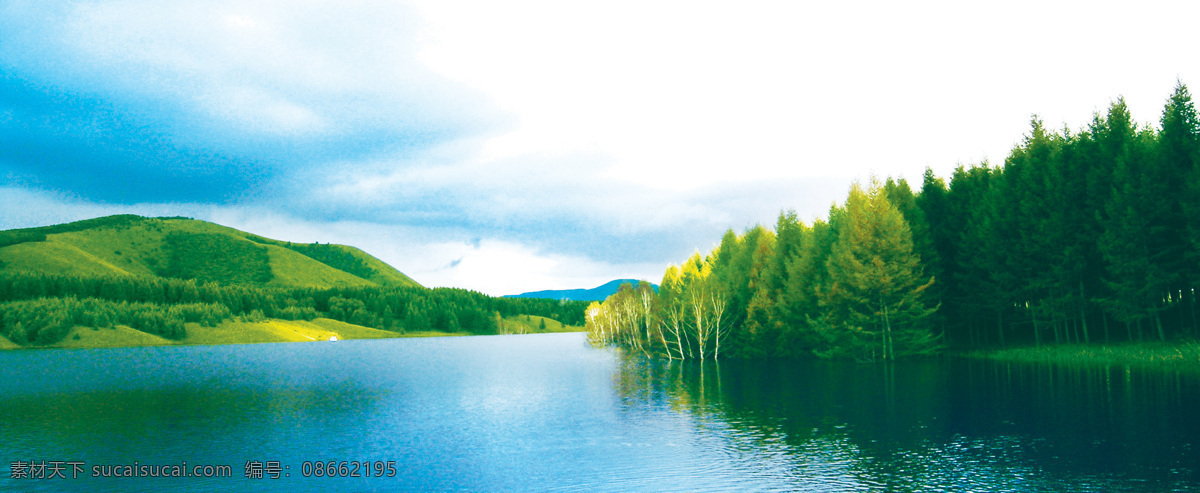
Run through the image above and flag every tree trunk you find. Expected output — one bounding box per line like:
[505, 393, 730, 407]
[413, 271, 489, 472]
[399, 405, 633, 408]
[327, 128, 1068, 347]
[1079, 282, 1090, 344]
[1102, 312, 1110, 342]
[1032, 308, 1042, 347]
[1155, 311, 1166, 342]
[1185, 287, 1195, 338]
[883, 301, 894, 360]
[996, 308, 1005, 348]
[1189, 287, 1198, 337]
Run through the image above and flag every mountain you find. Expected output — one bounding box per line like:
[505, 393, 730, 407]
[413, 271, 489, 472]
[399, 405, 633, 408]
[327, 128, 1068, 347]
[506, 279, 658, 302]
[0, 215, 421, 289]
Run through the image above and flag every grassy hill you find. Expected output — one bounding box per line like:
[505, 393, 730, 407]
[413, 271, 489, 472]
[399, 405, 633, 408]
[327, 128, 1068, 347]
[0, 215, 420, 289]
[0, 215, 589, 350]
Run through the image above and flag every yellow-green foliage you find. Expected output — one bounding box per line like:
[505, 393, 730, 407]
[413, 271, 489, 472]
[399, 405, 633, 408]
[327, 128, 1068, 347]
[183, 318, 402, 345]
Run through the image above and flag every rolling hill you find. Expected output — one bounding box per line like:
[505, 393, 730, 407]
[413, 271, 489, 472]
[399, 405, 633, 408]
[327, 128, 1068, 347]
[506, 279, 658, 302]
[0, 214, 589, 350]
[0, 215, 421, 289]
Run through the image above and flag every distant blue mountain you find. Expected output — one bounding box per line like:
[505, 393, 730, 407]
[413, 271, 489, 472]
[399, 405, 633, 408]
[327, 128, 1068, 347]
[505, 279, 658, 302]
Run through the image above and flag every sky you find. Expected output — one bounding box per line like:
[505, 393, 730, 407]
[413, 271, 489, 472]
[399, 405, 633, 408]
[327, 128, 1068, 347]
[2, 0, 1199, 296]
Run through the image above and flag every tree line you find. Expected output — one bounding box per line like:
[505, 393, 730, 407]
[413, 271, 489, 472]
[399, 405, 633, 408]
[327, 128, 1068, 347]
[588, 82, 1200, 359]
[0, 273, 588, 346]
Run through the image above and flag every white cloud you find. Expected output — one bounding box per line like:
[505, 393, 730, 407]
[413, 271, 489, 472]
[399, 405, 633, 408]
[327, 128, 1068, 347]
[410, 0, 1200, 193]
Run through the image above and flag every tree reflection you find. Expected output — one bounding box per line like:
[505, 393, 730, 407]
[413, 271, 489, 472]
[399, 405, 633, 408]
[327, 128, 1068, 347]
[609, 352, 1200, 491]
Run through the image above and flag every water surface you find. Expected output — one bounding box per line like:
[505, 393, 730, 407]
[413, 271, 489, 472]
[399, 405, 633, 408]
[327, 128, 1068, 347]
[0, 333, 1196, 491]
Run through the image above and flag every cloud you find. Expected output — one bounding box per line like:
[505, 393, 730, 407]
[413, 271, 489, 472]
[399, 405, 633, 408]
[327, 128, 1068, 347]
[0, 0, 504, 203]
[279, 146, 853, 267]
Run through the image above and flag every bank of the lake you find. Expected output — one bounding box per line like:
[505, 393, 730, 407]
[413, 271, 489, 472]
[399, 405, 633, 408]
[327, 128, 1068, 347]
[0, 315, 584, 350]
[965, 341, 1200, 369]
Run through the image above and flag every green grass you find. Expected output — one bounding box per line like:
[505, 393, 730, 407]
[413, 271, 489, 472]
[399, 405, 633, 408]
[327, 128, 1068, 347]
[0, 333, 21, 349]
[159, 231, 273, 284]
[181, 318, 403, 345]
[0, 215, 421, 289]
[263, 244, 375, 289]
[499, 314, 584, 334]
[307, 318, 407, 339]
[0, 317, 491, 350]
[50, 221, 170, 277]
[52, 325, 175, 348]
[0, 239, 135, 277]
[964, 341, 1200, 369]
[245, 234, 422, 288]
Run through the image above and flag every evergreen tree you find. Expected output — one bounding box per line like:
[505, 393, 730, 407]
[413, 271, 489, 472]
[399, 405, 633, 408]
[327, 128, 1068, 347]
[817, 181, 939, 360]
[1162, 82, 1200, 336]
[1099, 125, 1172, 341]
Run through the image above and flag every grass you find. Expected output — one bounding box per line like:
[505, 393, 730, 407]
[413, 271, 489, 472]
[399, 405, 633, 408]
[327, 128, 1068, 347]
[0, 317, 493, 350]
[0, 215, 421, 289]
[0, 333, 22, 349]
[53, 325, 175, 348]
[964, 341, 1200, 369]
[0, 239, 134, 278]
[181, 318, 412, 345]
[499, 314, 585, 334]
[262, 244, 375, 289]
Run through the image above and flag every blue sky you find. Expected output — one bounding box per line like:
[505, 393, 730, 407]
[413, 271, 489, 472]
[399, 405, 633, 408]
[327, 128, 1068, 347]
[2, 0, 1199, 295]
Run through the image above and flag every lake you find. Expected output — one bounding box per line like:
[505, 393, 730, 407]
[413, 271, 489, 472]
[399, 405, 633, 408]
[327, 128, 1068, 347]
[0, 332, 1197, 491]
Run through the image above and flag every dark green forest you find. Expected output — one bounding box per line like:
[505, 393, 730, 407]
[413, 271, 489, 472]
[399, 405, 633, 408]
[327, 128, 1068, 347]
[587, 82, 1200, 361]
[0, 273, 588, 346]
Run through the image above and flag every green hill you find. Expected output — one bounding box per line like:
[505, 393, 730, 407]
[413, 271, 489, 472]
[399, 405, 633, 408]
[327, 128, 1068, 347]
[0, 215, 421, 289]
[0, 215, 588, 350]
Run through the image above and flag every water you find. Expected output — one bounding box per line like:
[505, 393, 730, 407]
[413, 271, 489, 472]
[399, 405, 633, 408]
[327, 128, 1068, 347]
[0, 333, 1197, 491]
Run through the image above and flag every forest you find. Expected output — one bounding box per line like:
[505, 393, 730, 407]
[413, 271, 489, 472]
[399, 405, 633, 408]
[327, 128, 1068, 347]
[587, 82, 1200, 361]
[0, 273, 589, 346]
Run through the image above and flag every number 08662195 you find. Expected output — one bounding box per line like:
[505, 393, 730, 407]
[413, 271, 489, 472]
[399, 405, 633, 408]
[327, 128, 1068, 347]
[300, 461, 396, 478]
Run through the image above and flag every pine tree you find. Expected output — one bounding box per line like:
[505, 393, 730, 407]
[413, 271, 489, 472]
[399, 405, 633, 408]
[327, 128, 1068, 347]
[1162, 82, 1200, 336]
[817, 180, 939, 360]
[1099, 126, 1173, 341]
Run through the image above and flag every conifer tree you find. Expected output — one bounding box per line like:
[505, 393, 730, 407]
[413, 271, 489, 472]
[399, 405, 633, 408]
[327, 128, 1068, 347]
[817, 181, 938, 360]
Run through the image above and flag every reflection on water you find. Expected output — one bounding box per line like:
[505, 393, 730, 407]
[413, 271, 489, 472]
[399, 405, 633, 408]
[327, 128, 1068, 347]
[610, 354, 1200, 491]
[0, 334, 1196, 491]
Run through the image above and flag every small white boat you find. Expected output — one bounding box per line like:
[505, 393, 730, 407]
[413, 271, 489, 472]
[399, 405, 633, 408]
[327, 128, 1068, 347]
[329, 336, 338, 341]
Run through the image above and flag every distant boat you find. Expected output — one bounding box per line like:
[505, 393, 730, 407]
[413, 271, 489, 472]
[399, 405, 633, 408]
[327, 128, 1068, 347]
[329, 336, 338, 341]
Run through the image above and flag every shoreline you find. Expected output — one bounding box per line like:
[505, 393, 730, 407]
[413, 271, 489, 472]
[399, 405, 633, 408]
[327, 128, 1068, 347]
[0, 317, 582, 351]
[961, 341, 1200, 369]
